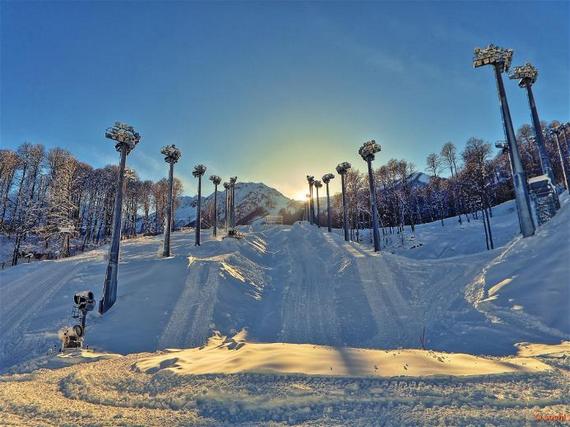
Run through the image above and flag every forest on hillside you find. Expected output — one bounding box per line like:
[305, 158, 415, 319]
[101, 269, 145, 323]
[1, 120, 568, 266]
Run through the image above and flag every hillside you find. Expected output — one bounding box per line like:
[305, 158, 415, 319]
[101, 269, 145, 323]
[1, 196, 568, 373]
[1, 194, 569, 425]
[174, 182, 302, 226]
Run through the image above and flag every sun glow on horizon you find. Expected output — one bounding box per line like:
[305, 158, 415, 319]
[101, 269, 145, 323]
[292, 190, 310, 202]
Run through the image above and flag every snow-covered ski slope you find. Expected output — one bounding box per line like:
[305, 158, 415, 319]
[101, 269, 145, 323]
[1, 196, 568, 372]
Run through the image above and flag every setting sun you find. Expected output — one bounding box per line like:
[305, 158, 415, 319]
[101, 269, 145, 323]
[292, 190, 309, 201]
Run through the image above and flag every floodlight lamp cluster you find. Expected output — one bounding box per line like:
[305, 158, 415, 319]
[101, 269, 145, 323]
[336, 162, 351, 175]
[509, 63, 538, 87]
[161, 144, 182, 163]
[359, 140, 381, 161]
[105, 121, 141, 153]
[314, 180, 323, 188]
[209, 175, 222, 185]
[192, 164, 207, 177]
[473, 44, 513, 72]
[322, 173, 335, 183]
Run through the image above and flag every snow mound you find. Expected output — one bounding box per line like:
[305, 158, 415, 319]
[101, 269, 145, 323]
[135, 331, 551, 378]
[467, 195, 570, 339]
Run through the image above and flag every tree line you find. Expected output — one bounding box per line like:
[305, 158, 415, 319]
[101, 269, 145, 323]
[323, 120, 569, 244]
[0, 144, 183, 266]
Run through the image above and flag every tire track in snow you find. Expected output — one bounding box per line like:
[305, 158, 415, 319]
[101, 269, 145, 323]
[320, 232, 419, 347]
[0, 262, 86, 368]
[158, 261, 217, 349]
[279, 225, 341, 345]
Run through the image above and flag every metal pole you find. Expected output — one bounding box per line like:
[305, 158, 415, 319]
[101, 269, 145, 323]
[326, 182, 332, 232]
[315, 186, 320, 227]
[341, 174, 349, 241]
[225, 188, 229, 229]
[162, 161, 174, 257]
[308, 183, 313, 225]
[231, 184, 235, 228]
[493, 64, 535, 237]
[366, 158, 381, 251]
[99, 146, 127, 314]
[195, 175, 202, 246]
[213, 184, 218, 237]
[525, 85, 555, 183]
[553, 132, 570, 190]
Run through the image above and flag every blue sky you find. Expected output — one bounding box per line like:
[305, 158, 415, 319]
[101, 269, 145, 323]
[1, 1, 568, 199]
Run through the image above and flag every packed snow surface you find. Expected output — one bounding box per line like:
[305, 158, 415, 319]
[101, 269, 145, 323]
[0, 196, 568, 425]
[136, 331, 552, 377]
[0, 340, 567, 426]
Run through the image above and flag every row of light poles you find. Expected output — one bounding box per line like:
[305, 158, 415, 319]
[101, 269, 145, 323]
[99, 124, 238, 314]
[473, 44, 570, 238]
[306, 140, 383, 252]
[303, 46, 565, 253]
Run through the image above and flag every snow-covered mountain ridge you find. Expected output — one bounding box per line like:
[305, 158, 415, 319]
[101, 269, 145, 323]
[175, 182, 303, 226]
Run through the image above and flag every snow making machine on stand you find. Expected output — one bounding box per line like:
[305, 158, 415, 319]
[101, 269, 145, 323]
[58, 290, 96, 351]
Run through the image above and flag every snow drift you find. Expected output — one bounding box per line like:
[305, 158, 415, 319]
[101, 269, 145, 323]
[0, 197, 568, 373]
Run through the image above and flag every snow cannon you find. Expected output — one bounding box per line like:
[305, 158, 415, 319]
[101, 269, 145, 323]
[58, 325, 84, 351]
[59, 290, 95, 351]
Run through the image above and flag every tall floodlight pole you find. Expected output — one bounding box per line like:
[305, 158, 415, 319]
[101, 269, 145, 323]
[314, 180, 322, 227]
[473, 44, 535, 237]
[359, 140, 382, 252]
[548, 127, 570, 190]
[556, 123, 570, 184]
[209, 175, 221, 237]
[193, 164, 207, 246]
[306, 175, 315, 224]
[336, 162, 351, 241]
[160, 145, 181, 257]
[508, 63, 555, 183]
[99, 122, 141, 314]
[223, 182, 230, 229]
[229, 176, 237, 232]
[322, 173, 335, 232]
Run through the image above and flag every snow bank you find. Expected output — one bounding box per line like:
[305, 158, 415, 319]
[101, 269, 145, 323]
[135, 331, 551, 377]
[1, 194, 568, 372]
[0, 336, 566, 426]
[468, 194, 570, 339]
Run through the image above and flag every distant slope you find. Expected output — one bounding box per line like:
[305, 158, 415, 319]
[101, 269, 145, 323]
[2, 194, 569, 372]
[174, 182, 303, 226]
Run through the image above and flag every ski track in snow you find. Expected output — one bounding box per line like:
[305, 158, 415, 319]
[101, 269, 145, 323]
[1, 197, 569, 373]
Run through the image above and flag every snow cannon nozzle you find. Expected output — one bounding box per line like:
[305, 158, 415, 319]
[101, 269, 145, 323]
[73, 290, 95, 312]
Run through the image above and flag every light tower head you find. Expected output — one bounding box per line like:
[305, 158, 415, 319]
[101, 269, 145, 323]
[473, 44, 513, 73]
[336, 162, 351, 175]
[314, 180, 323, 189]
[161, 144, 182, 164]
[306, 175, 315, 185]
[105, 122, 141, 153]
[322, 173, 335, 184]
[509, 63, 538, 87]
[359, 140, 381, 161]
[209, 175, 222, 186]
[192, 164, 207, 177]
